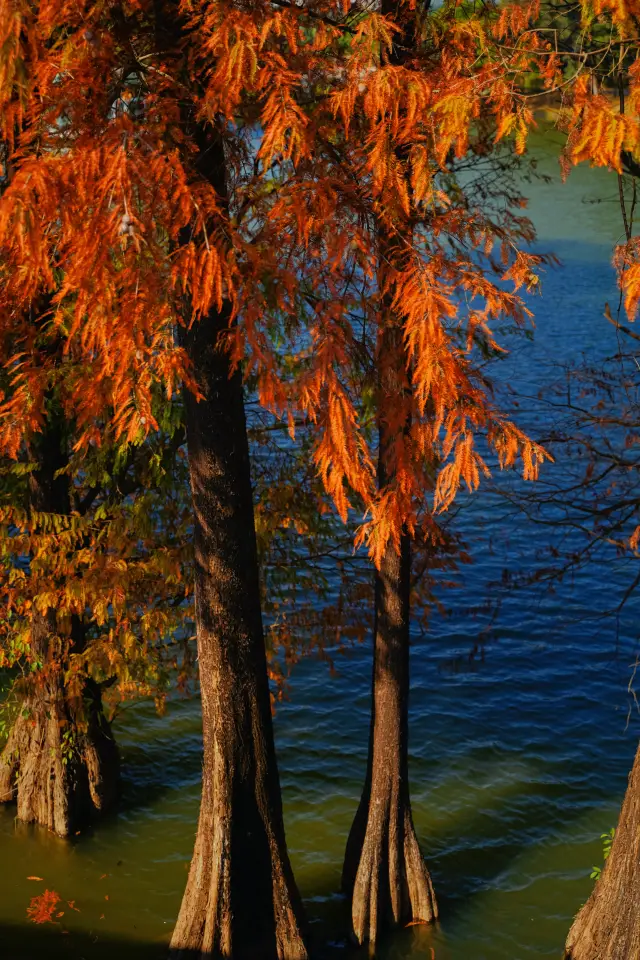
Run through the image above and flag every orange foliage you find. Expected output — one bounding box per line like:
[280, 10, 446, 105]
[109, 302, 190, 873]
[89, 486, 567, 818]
[26, 889, 62, 925]
[10, 0, 629, 577]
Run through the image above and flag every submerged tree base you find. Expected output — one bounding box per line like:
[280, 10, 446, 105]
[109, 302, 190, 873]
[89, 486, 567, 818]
[564, 741, 640, 960]
[0, 682, 118, 837]
[167, 637, 308, 960]
[343, 785, 437, 947]
[342, 523, 438, 950]
[168, 771, 308, 960]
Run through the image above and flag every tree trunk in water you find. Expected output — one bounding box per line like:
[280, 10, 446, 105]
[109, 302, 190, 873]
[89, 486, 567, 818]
[565, 740, 640, 960]
[0, 657, 118, 836]
[169, 125, 307, 960]
[342, 315, 437, 945]
[342, 1, 438, 917]
[0, 415, 118, 836]
[342, 530, 438, 946]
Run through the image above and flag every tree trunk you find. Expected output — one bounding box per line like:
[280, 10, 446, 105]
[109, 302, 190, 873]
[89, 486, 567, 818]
[0, 413, 118, 837]
[341, 0, 438, 908]
[168, 123, 307, 960]
[0, 654, 118, 836]
[565, 741, 640, 960]
[342, 528, 438, 946]
[342, 314, 438, 946]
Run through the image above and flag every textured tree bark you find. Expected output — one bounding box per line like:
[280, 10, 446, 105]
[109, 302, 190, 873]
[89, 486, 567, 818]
[168, 121, 307, 960]
[0, 413, 118, 837]
[564, 740, 640, 960]
[0, 660, 119, 836]
[342, 523, 438, 947]
[342, 0, 438, 900]
[342, 318, 437, 946]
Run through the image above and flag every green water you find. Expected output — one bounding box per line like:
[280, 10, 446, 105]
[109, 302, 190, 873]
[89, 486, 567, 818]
[2, 132, 639, 959]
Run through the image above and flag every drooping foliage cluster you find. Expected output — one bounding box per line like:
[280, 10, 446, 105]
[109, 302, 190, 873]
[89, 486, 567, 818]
[2, 0, 638, 552]
[0, 0, 556, 569]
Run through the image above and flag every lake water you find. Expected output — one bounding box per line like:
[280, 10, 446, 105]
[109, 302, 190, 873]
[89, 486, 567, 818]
[2, 130, 639, 960]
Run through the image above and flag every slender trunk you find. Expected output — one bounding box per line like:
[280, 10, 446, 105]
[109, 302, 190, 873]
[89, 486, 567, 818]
[0, 413, 118, 837]
[342, 322, 437, 946]
[341, 0, 438, 922]
[168, 122, 307, 960]
[565, 741, 640, 960]
[341, 486, 438, 949]
[342, 0, 437, 901]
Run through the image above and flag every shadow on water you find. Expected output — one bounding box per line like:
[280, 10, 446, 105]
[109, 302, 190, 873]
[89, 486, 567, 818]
[0, 923, 360, 960]
[425, 788, 602, 922]
[1, 922, 170, 960]
[0, 919, 409, 960]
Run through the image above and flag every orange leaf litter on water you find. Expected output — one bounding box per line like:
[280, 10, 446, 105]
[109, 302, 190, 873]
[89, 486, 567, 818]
[26, 890, 62, 924]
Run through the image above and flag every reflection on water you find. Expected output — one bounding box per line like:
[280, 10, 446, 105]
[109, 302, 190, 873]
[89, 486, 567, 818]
[2, 134, 639, 960]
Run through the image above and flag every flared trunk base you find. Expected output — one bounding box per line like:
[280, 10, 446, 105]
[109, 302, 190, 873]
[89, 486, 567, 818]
[0, 685, 118, 837]
[565, 742, 640, 960]
[169, 777, 307, 960]
[565, 872, 640, 960]
[343, 792, 437, 948]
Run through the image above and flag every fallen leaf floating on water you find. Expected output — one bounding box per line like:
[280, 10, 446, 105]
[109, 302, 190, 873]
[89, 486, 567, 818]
[99, 874, 108, 880]
[105, 895, 109, 901]
[26, 877, 43, 881]
[26, 890, 62, 924]
[67, 901, 80, 912]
